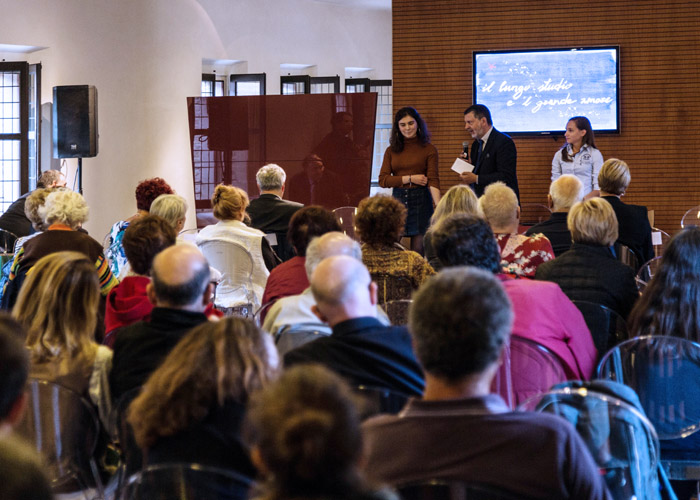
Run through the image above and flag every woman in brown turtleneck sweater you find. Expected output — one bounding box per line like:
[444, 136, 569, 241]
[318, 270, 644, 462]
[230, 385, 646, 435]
[378, 107, 440, 255]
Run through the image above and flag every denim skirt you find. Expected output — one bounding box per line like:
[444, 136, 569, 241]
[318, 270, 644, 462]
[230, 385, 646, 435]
[392, 186, 433, 236]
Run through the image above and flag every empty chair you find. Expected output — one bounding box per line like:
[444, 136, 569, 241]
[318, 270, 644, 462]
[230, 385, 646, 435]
[122, 463, 251, 500]
[597, 336, 700, 481]
[520, 384, 663, 500]
[572, 300, 629, 355]
[651, 227, 671, 258]
[491, 336, 568, 409]
[616, 242, 639, 271]
[333, 206, 358, 240]
[680, 206, 700, 229]
[398, 479, 522, 500]
[17, 379, 105, 499]
[635, 256, 663, 293]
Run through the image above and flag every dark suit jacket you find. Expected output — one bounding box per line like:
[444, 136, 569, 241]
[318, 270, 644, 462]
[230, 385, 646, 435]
[602, 195, 653, 266]
[471, 128, 519, 200]
[247, 194, 302, 262]
[284, 316, 425, 396]
[525, 212, 572, 257]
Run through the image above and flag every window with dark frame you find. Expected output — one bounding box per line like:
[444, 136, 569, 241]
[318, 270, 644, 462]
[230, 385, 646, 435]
[281, 75, 310, 95]
[369, 79, 392, 184]
[310, 76, 340, 94]
[0, 62, 40, 215]
[229, 73, 266, 96]
[345, 78, 370, 93]
[201, 74, 224, 97]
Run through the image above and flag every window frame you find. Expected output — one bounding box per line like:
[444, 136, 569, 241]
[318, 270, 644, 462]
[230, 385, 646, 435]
[0, 62, 30, 199]
[230, 73, 267, 96]
[280, 75, 311, 95]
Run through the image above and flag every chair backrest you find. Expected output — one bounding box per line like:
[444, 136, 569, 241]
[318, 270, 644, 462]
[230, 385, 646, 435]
[520, 386, 661, 500]
[517, 203, 552, 231]
[635, 256, 663, 293]
[354, 385, 410, 420]
[680, 206, 700, 229]
[110, 387, 145, 487]
[274, 322, 332, 357]
[0, 228, 18, 253]
[572, 300, 629, 355]
[397, 479, 522, 500]
[371, 272, 414, 304]
[333, 206, 358, 240]
[491, 336, 568, 409]
[122, 462, 252, 500]
[383, 299, 412, 326]
[16, 378, 104, 496]
[178, 228, 199, 244]
[597, 335, 700, 441]
[198, 239, 256, 309]
[616, 242, 640, 271]
[252, 300, 276, 328]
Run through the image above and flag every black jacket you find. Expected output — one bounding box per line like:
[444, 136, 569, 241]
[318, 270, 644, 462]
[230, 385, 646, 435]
[535, 242, 638, 319]
[470, 128, 519, 200]
[602, 195, 654, 266]
[247, 193, 302, 262]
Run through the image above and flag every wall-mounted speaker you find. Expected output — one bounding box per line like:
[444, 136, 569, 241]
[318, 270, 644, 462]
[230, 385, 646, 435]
[52, 85, 98, 158]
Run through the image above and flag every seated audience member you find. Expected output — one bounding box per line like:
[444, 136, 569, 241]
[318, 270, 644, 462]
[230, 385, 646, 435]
[599, 158, 653, 266]
[284, 255, 424, 396]
[244, 365, 396, 500]
[535, 198, 638, 320]
[525, 174, 583, 257]
[362, 268, 611, 499]
[0, 169, 66, 248]
[104, 215, 177, 347]
[2, 190, 118, 310]
[629, 227, 700, 341]
[12, 186, 61, 255]
[149, 193, 188, 236]
[432, 214, 596, 380]
[196, 184, 278, 309]
[263, 232, 390, 336]
[0, 314, 29, 436]
[0, 435, 53, 500]
[479, 181, 554, 278]
[247, 164, 303, 262]
[128, 318, 278, 477]
[104, 177, 174, 279]
[423, 184, 480, 270]
[13, 252, 113, 427]
[261, 205, 341, 309]
[109, 245, 212, 402]
[355, 195, 434, 294]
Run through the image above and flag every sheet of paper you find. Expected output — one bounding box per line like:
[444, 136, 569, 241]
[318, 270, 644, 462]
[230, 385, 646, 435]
[651, 231, 662, 246]
[451, 157, 474, 174]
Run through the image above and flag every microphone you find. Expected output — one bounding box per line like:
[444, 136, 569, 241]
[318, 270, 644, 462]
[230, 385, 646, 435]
[462, 141, 470, 160]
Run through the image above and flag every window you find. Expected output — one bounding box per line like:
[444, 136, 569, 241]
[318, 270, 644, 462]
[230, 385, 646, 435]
[369, 80, 392, 184]
[201, 74, 224, 97]
[0, 62, 40, 214]
[281, 75, 310, 95]
[345, 78, 370, 93]
[229, 73, 266, 96]
[310, 76, 340, 94]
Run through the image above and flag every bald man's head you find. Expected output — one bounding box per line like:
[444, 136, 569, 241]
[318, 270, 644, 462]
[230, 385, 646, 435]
[304, 232, 362, 280]
[150, 245, 211, 309]
[310, 255, 376, 325]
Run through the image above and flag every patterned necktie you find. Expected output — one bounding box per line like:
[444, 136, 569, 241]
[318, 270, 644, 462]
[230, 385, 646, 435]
[475, 139, 484, 168]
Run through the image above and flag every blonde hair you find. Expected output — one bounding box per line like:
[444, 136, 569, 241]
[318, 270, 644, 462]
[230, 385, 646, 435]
[549, 175, 584, 211]
[598, 158, 631, 195]
[567, 198, 619, 247]
[128, 318, 278, 449]
[479, 181, 519, 228]
[150, 194, 187, 228]
[211, 184, 249, 221]
[13, 252, 99, 363]
[430, 185, 480, 227]
[37, 190, 89, 229]
[24, 188, 54, 231]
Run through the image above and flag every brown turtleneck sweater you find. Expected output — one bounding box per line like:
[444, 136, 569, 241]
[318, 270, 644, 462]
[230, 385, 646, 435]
[378, 137, 440, 189]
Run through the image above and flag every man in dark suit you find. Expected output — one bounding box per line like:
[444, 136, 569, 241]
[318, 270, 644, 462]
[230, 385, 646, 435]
[247, 164, 303, 262]
[598, 158, 653, 266]
[460, 104, 519, 201]
[283, 254, 424, 396]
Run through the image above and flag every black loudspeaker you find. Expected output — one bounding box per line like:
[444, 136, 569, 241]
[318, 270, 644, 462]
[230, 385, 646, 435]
[53, 85, 98, 158]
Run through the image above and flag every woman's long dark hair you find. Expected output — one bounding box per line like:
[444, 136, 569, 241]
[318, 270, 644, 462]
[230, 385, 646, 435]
[561, 116, 597, 162]
[390, 106, 431, 153]
[628, 227, 700, 342]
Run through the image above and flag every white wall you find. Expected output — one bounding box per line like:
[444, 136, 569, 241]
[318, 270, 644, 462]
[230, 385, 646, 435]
[0, 0, 391, 236]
